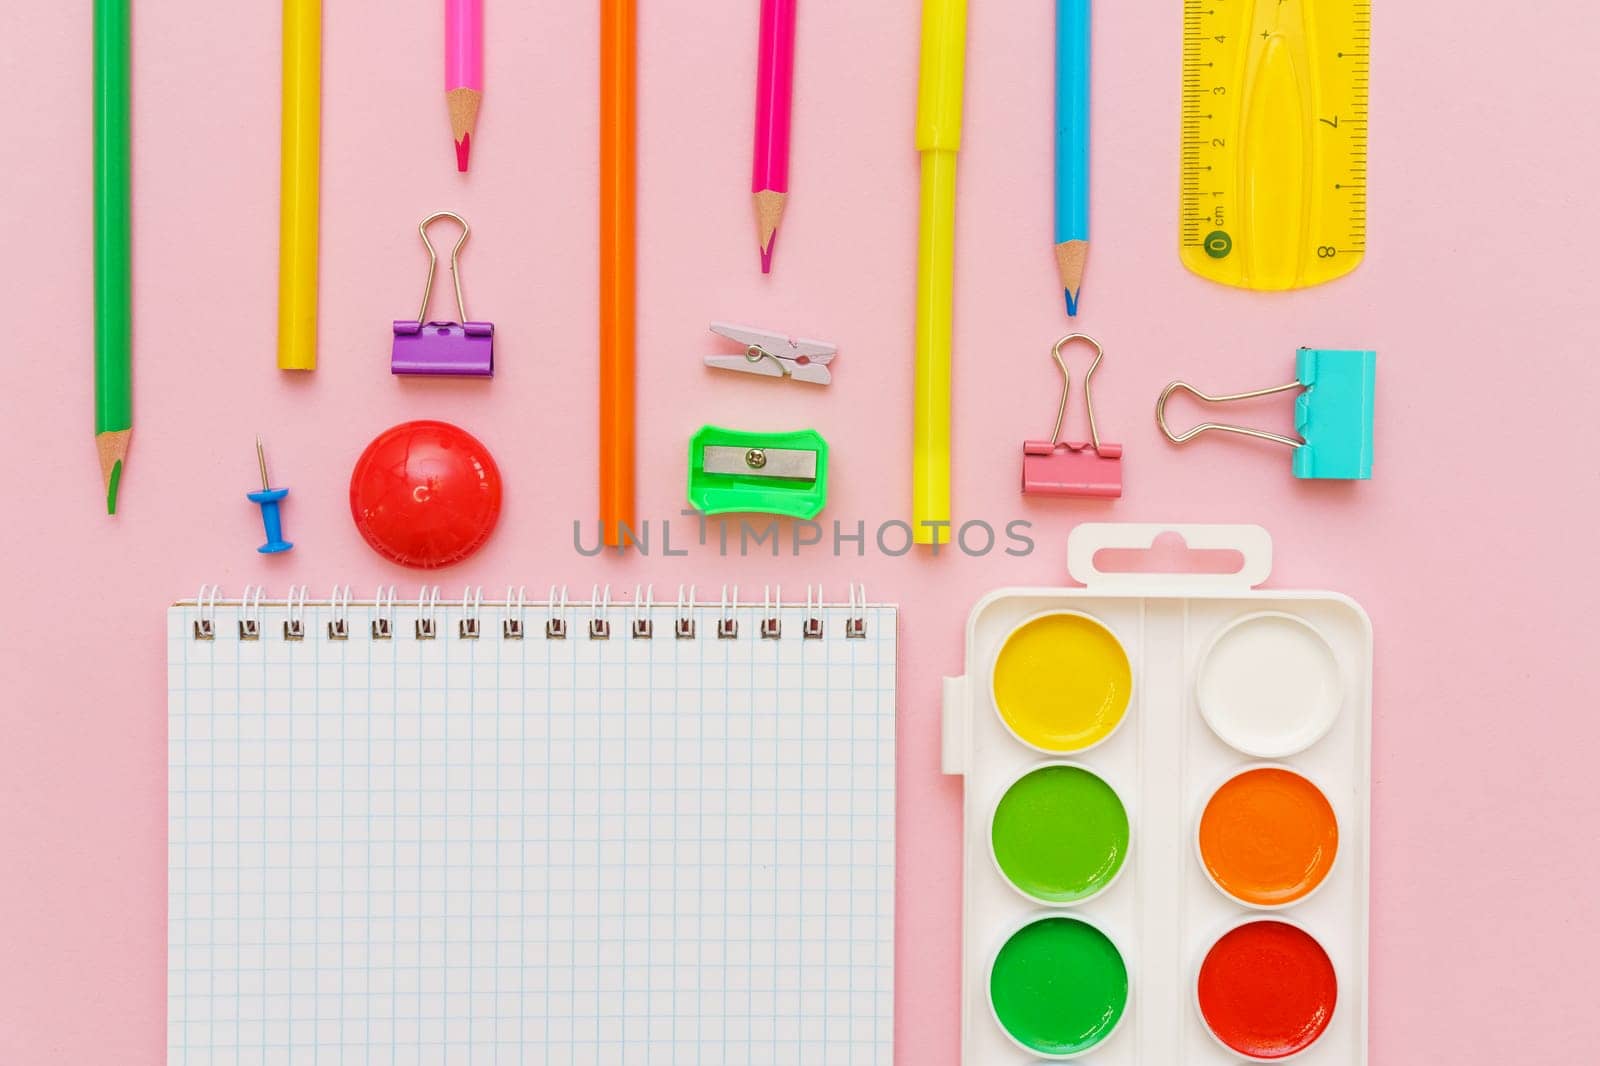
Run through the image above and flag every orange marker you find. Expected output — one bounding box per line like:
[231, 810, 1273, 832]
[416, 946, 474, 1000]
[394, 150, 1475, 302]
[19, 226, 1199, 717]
[599, 0, 636, 546]
[1198, 766, 1339, 907]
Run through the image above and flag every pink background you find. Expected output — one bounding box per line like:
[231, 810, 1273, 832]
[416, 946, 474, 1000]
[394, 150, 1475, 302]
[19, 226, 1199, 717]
[3, 0, 1598, 1061]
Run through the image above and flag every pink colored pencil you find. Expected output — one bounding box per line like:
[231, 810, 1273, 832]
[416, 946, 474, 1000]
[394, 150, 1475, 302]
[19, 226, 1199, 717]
[751, 0, 796, 273]
[445, 0, 484, 171]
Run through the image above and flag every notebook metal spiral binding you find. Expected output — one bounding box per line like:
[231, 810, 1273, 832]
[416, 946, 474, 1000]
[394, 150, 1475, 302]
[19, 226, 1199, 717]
[283, 585, 307, 641]
[183, 584, 871, 641]
[632, 585, 654, 639]
[846, 583, 867, 639]
[804, 585, 825, 640]
[676, 585, 697, 640]
[504, 586, 526, 639]
[328, 586, 351, 640]
[414, 587, 440, 640]
[718, 586, 739, 640]
[238, 586, 264, 641]
[761, 587, 782, 640]
[588, 586, 611, 640]
[193, 584, 220, 640]
[459, 587, 482, 639]
[372, 586, 396, 639]
[546, 585, 568, 639]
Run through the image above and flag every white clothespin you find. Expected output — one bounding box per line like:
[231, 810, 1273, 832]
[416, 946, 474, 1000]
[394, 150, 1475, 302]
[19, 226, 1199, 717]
[704, 322, 836, 385]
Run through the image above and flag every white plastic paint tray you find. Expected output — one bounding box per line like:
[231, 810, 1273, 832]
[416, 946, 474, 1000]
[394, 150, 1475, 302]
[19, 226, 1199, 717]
[942, 524, 1371, 1064]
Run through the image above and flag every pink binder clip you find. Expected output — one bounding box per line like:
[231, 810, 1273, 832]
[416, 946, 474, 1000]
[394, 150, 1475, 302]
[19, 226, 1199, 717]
[1022, 334, 1123, 498]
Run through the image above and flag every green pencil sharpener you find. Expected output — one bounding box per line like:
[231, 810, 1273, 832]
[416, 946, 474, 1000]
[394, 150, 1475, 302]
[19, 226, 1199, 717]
[688, 425, 829, 519]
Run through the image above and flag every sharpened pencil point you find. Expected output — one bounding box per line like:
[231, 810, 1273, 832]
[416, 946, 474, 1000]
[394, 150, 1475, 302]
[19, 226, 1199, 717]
[753, 190, 787, 276]
[97, 429, 131, 515]
[446, 88, 482, 174]
[1054, 239, 1089, 320]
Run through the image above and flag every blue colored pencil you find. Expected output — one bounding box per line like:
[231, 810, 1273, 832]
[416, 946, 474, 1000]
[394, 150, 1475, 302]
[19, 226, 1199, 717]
[1055, 0, 1090, 316]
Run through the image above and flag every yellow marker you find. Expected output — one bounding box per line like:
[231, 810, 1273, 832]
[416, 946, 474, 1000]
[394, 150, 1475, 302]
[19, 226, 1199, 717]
[277, 0, 321, 370]
[912, 0, 966, 546]
[992, 612, 1131, 752]
[1179, 0, 1369, 290]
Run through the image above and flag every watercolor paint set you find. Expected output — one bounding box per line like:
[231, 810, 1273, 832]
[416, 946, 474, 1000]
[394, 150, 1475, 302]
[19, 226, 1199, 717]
[942, 524, 1371, 1063]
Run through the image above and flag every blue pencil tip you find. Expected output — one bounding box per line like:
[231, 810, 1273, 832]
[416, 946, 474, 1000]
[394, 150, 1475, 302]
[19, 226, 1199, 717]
[1064, 288, 1080, 317]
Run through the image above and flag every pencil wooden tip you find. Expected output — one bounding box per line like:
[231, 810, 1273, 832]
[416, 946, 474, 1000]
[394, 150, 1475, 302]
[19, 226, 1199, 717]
[1055, 240, 1088, 317]
[754, 190, 788, 272]
[446, 88, 482, 168]
[97, 429, 131, 515]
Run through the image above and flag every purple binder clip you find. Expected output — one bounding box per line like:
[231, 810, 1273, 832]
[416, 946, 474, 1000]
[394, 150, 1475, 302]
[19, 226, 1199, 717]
[391, 211, 494, 377]
[393, 320, 493, 376]
[1021, 334, 1123, 499]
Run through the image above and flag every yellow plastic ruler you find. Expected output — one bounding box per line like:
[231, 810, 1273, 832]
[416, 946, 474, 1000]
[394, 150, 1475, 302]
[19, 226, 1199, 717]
[1180, 0, 1370, 290]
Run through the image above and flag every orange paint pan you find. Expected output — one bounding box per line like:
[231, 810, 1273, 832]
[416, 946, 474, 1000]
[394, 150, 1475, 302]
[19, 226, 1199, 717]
[1197, 766, 1338, 907]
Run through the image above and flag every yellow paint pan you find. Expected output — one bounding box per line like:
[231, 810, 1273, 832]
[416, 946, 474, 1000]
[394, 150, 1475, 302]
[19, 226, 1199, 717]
[990, 611, 1132, 753]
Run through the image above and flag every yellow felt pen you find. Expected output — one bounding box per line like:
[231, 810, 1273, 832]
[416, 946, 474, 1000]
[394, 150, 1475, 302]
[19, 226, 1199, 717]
[277, 0, 321, 371]
[912, 0, 967, 546]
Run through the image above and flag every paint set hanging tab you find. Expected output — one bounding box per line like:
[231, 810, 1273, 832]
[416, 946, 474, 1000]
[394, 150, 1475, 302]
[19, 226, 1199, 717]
[942, 523, 1371, 1063]
[391, 212, 495, 377]
[1022, 334, 1122, 498]
[1157, 347, 1376, 479]
[1179, 0, 1371, 290]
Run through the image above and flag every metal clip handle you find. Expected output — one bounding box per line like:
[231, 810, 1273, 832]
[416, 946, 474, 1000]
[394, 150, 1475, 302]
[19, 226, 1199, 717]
[416, 211, 471, 324]
[1155, 379, 1303, 448]
[1047, 334, 1104, 450]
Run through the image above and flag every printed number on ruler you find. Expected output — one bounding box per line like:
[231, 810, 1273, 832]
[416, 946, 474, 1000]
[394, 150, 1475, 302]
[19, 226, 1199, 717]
[1181, 0, 1370, 291]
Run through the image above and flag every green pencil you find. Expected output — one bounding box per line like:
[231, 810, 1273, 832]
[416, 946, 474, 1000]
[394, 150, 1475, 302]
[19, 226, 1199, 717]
[94, 0, 132, 514]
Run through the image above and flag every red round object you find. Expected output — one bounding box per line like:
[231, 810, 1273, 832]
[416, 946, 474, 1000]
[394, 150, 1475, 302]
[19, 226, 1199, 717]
[1197, 920, 1337, 1059]
[349, 420, 502, 568]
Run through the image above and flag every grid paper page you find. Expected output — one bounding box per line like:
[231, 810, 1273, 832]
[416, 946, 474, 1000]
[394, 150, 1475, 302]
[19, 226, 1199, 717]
[168, 600, 895, 1066]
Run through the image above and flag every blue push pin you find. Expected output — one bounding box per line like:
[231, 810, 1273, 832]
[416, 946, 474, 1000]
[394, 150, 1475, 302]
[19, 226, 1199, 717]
[248, 437, 294, 553]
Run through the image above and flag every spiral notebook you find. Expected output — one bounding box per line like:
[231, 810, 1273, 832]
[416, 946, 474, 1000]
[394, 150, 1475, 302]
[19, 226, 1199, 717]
[168, 586, 896, 1065]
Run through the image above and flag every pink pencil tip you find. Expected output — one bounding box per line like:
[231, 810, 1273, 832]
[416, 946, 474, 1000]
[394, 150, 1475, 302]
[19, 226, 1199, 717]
[760, 231, 777, 274]
[454, 133, 471, 172]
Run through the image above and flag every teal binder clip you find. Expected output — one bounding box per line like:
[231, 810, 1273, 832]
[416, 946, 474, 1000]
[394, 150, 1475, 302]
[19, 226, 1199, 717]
[688, 425, 829, 518]
[1155, 348, 1376, 480]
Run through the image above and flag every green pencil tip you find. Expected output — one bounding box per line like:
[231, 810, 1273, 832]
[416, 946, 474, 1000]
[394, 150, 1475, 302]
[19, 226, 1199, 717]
[107, 460, 122, 515]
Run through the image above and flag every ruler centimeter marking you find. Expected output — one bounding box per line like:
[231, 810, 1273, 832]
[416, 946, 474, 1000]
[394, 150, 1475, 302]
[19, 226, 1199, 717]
[1180, 0, 1370, 290]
